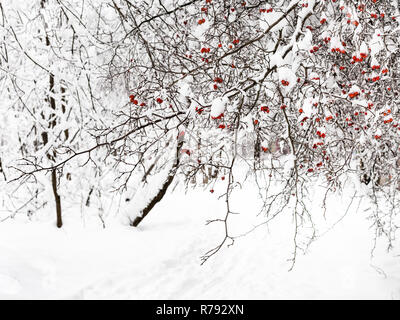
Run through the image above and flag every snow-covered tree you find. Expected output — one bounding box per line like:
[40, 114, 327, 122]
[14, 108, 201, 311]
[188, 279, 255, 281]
[1, 0, 400, 264]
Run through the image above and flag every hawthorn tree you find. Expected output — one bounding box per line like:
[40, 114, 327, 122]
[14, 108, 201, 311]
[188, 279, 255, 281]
[1, 0, 400, 265]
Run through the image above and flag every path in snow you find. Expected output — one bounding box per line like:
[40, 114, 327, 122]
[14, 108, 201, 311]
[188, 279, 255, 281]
[0, 188, 399, 299]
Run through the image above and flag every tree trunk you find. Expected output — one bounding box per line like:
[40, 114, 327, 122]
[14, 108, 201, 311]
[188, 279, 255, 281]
[131, 171, 176, 227]
[0, 157, 6, 181]
[52, 169, 62, 228]
[40, 0, 63, 228]
[131, 138, 184, 227]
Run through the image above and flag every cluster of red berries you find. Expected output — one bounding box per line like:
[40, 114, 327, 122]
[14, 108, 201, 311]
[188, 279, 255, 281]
[129, 95, 146, 107]
[331, 48, 346, 54]
[352, 55, 366, 63]
[281, 80, 289, 86]
[129, 94, 137, 104]
[367, 76, 380, 82]
[259, 8, 273, 13]
[323, 37, 331, 44]
[384, 118, 393, 124]
[211, 113, 224, 120]
[316, 130, 326, 138]
[347, 20, 359, 26]
[382, 109, 393, 124]
[348, 91, 359, 99]
[195, 107, 204, 114]
[312, 141, 324, 149]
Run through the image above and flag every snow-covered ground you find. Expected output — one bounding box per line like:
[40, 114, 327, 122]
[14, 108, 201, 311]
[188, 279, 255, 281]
[0, 184, 399, 300]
